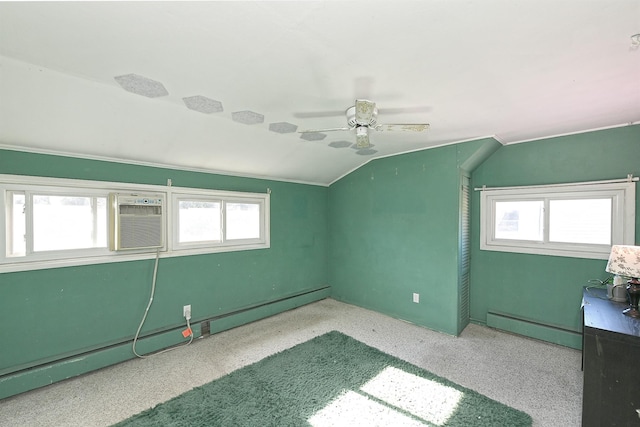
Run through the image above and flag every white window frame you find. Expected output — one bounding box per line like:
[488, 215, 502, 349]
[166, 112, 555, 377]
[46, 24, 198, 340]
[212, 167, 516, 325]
[173, 194, 223, 249]
[6, 186, 111, 260]
[171, 189, 270, 254]
[0, 174, 270, 273]
[480, 181, 635, 259]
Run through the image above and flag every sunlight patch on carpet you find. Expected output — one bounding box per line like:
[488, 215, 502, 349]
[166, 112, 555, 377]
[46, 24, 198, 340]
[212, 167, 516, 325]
[309, 366, 462, 426]
[308, 390, 426, 427]
[362, 366, 462, 425]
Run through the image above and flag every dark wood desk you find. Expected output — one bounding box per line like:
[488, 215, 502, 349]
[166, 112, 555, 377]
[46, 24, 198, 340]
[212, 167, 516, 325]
[582, 287, 640, 426]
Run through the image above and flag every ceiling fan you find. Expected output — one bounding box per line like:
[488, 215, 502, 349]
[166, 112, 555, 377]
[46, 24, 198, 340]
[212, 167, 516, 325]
[299, 99, 430, 149]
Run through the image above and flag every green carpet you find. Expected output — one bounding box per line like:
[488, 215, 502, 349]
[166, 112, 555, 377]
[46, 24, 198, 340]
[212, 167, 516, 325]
[113, 331, 532, 426]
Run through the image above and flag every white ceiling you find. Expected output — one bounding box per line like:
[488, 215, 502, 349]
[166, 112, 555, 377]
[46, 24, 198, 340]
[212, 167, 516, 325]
[1, 1, 639, 186]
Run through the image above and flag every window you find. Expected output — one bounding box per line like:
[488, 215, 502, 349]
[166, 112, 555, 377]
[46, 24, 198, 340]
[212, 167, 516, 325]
[172, 191, 268, 252]
[177, 199, 222, 244]
[4, 186, 111, 262]
[480, 181, 635, 259]
[33, 194, 108, 252]
[1, 174, 270, 272]
[226, 201, 262, 240]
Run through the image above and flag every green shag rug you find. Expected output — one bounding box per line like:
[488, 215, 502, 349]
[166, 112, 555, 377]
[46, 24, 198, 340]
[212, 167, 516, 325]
[113, 331, 532, 426]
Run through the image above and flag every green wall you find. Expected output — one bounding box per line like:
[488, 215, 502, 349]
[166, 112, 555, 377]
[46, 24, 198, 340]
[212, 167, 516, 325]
[328, 139, 499, 335]
[0, 150, 328, 391]
[470, 125, 640, 346]
[2, 123, 638, 397]
[328, 125, 639, 343]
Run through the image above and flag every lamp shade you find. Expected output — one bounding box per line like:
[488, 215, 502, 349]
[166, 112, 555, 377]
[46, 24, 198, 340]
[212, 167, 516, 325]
[606, 245, 640, 278]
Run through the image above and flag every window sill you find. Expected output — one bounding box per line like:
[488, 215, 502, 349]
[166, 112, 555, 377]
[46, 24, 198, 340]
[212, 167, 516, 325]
[0, 243, 270, 274]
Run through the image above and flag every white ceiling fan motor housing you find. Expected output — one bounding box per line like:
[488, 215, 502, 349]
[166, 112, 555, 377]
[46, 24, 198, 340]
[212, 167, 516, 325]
[346, 105, 378, 128]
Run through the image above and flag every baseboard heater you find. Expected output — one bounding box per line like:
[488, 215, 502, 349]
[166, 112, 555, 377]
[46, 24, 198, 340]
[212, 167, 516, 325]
[0, 285, 331, 399]
[486, 310, 582, 349]
[199, 286, 331, 336]
[0, 286, 330, 380]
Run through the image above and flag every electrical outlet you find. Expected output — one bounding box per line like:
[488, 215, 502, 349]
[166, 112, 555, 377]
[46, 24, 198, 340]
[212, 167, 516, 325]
[413, 293, 420, 303]
[183, 304, 191, 320]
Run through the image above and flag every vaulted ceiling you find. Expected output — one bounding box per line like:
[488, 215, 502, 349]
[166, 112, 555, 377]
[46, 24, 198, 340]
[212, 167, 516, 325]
[1, 1, 639, 186]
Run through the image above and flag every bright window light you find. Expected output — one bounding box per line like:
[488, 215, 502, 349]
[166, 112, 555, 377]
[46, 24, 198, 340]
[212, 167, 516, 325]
[549, 198, 611, 244]
[32, 195, 107, 252]
[494, 200, 543, 241]
[226, 202, 260, 240]
[178, 200, 221, 243]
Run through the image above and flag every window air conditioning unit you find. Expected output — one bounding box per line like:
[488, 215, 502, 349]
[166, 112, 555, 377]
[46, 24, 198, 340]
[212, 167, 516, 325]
[109, 193, 165, 251]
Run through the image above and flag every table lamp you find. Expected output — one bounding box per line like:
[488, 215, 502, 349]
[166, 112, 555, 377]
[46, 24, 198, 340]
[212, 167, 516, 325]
[605, 245, 640, 317]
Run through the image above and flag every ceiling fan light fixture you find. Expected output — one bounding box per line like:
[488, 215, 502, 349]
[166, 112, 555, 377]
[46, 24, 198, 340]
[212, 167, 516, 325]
[348, 100, 378, 128]
[355, 99, 376, 123]
[299, 99, 429, 151]
[356, 126, 370, 148]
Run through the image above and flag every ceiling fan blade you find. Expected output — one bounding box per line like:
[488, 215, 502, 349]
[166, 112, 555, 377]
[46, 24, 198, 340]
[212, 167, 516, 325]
[355, 99, 376, 125]
[377, 106, 432, 115]
[353, 76, 375, 99]
[293, 110, 346, 119]
[355, 126, 370, 148]
[375, 123, 430, 132]
[299, 127, 352, 133]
